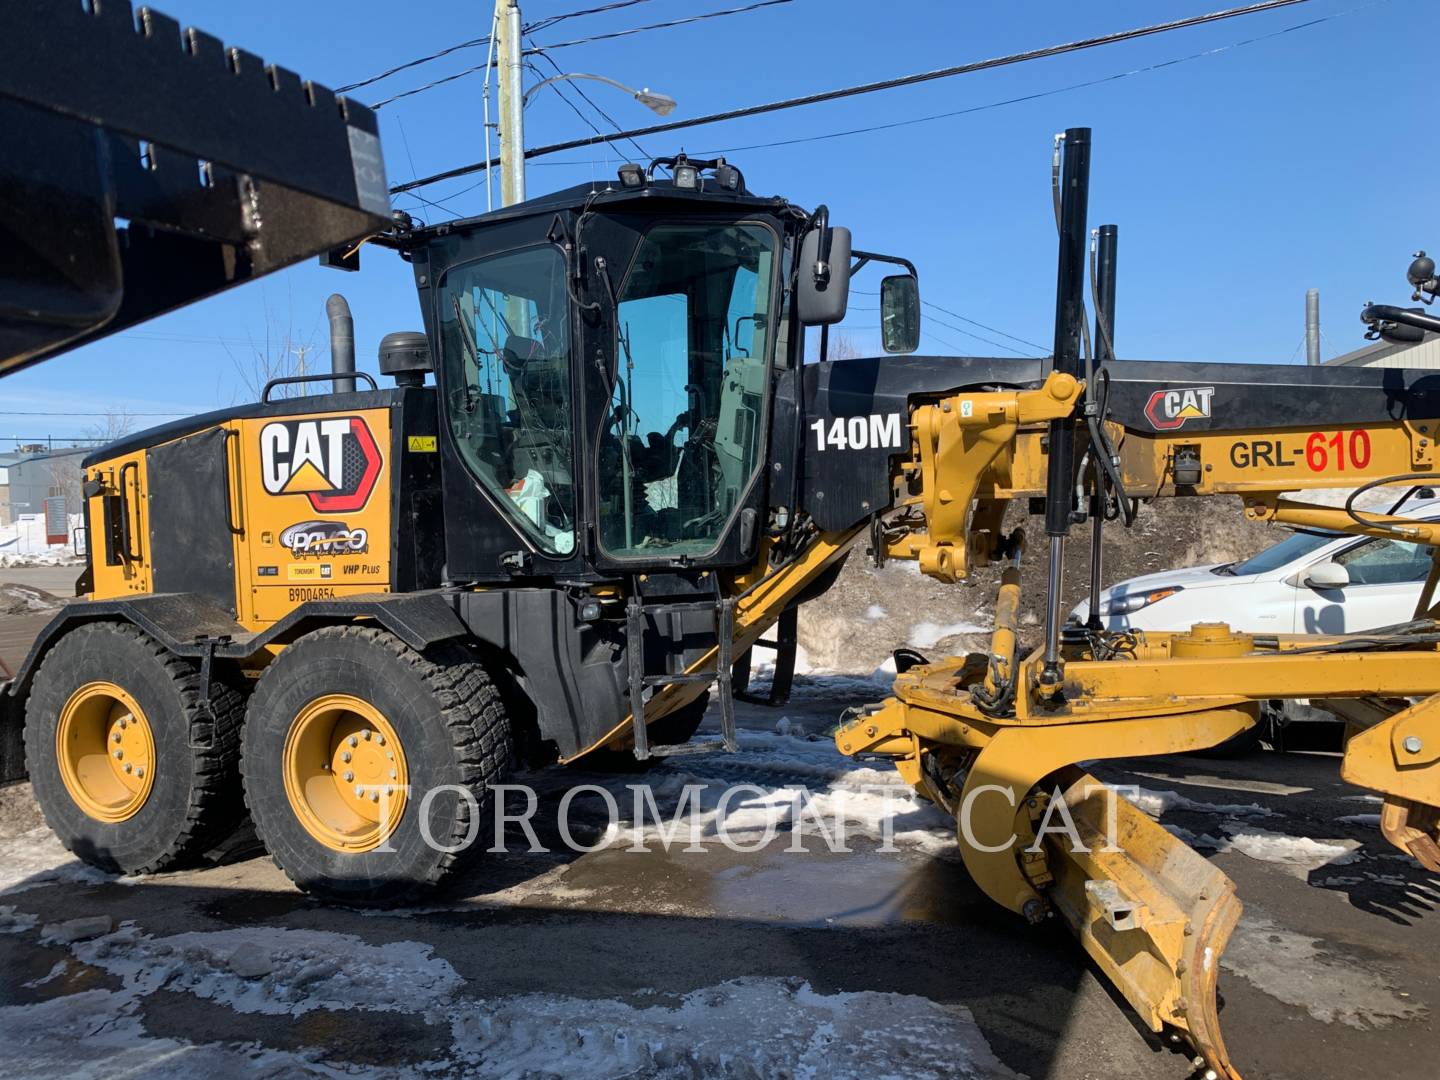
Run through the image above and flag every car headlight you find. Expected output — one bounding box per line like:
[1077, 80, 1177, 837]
[1100, 586, 1183, 616]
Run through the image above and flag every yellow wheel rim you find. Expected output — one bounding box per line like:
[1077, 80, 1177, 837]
[56, 681, 156, 823]
[282, 694, 409, 853]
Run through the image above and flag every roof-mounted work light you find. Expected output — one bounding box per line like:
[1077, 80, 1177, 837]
[672, 159, 700, 191]
[617, 163, 645, 189]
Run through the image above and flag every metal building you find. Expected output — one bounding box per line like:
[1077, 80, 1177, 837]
[0, 446, 88, 525]
[1325, 331, 1440, 369]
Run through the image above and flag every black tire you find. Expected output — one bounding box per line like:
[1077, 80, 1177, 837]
[24, 622, 246, 874]
[241, 626, 511, 906]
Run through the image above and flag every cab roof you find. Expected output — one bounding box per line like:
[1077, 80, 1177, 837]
[408, 174, 793, 242]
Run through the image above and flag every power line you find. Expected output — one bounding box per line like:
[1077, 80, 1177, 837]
[855, 290, 1049, 355]
[695, 1, 1371, 158]
[337, 0, 661, 94]
[528, 46, 651, 164]
[370, 0, 795, 110]
[532, 0, 793, 52]
[393, 0, 1313, 192]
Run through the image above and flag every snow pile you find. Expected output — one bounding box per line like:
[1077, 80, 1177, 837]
[599, 729, 956, 856]
[1223, 828, 1360, 876]
[864, 604, 887, 620]
[908, 620, 988, 649]
[1116, 785, 1365, 878]
[744, 643, 896, 703]
[72, 925, 463, 1015]
[0, 583, 64, 615]
[1224, 912, 1427, 1029]
[448, 977, 1021, 1079]
[0, 513, 84, 562]
[0, 827, 114, 895]
[0, 904, 38, 935]
[1126, 786, 1274, 820]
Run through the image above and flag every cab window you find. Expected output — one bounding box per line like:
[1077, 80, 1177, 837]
[438, 245, 574, 556]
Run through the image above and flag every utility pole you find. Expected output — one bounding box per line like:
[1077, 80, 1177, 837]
[1305, 288, 1321, 366]
[495, 0, 526, 207]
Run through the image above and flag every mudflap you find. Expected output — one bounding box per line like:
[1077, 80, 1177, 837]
[0, 684, 26, 785]
[1045, 767, 1241, 1080]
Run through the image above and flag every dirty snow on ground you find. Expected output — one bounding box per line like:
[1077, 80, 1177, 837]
[0, 920, 1020, 1079]
[907, 620, 988, 649]
[0, 827, 114, 895]
[1112, 785, 1367, 879]
[1223, 911, 1427, 1029]
[0, 582, 63, 614]
[594, 729, 957, 858]
[745, 644, 895, 703]
[864, 604, 887, 620]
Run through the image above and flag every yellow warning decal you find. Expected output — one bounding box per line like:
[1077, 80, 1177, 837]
[407, 435, 437, 453]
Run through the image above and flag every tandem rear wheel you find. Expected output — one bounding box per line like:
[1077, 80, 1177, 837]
[241, 626, 513, 906]
[24, 622, 248, 874]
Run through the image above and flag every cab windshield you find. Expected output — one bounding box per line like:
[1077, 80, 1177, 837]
[597, 220, 776, 558]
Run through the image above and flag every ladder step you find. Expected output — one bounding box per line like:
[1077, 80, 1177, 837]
[642, 672, 714, 687]
[647, 739, 732, 759]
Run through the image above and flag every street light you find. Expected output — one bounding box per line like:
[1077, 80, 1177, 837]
[521, 73, 677, 116]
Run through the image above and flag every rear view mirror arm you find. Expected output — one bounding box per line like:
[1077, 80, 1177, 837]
[850, 249, 918, 282]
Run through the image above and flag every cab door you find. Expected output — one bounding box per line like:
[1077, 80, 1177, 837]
[1295, 536, 1435, 633]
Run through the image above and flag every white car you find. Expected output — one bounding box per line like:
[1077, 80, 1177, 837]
[1072, 502, 1440, 635]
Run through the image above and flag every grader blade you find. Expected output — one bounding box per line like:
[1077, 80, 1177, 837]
[1045, 769, 1241, 1080]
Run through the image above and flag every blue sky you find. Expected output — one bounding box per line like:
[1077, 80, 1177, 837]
[2, 0, 1427, 448]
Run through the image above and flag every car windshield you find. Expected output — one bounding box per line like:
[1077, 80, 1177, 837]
[1224, 529, 1339, 576]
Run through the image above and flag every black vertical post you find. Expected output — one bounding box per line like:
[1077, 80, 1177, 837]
[1039, 127, 1091, 692]
[1085, 223, 1117, 631]
[1095, 224, 1118, 363]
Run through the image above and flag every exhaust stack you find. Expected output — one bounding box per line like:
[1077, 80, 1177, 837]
[326, 293, 356, 393]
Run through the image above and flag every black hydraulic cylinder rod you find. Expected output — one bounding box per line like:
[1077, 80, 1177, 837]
[1043, 128, 1091, 538]
[326, 293, 356, 394]
[1085, 223, 1117, 632]
[1094, 224, 1118, 363]
[1040, 127, 1091, 689]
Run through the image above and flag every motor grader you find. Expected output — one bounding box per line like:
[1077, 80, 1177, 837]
[5, 15, 1440, 1073]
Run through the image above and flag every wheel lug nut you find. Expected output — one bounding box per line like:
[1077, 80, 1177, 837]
[113, 749, 123, 760]
[135, 767, 145, 778]
[370, 791, 380, 802]
[347, 735, 358, 748]
[375, 734, 385, 746]
[389, 769, 398, 780]
[124, 763, 133, 774]
[353, 785, 364, 797]
[362, 729, 372, 741]
[340, 750, 352, 763]
[343, 771, 355, 782]
[112, 732, 122, 743]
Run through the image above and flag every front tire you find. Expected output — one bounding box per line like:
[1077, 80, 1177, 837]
[24, 622, 246, 874]
[241, 626, 511, 906]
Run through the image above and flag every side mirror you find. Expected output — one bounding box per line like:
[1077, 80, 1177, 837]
[795, 223, 851, 326]
[880, 274, 921, 354]
[1304, 561, 1350, 589]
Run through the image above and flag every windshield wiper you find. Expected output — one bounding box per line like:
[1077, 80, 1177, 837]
[1211, 563, 1237, 576]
